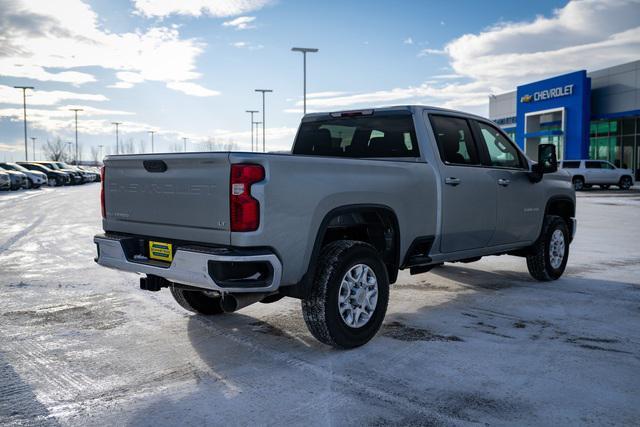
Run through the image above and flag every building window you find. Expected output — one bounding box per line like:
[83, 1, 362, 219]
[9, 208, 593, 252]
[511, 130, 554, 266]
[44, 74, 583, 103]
[589, 117, 639, 179]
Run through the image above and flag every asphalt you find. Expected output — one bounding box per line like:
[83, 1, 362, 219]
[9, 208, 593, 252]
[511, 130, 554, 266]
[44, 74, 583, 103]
[0, 184, 639, 426]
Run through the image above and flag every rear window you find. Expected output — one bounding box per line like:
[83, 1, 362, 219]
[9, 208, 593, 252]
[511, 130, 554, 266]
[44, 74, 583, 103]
[585, 161, 602, 169]
[292, 113, 419, 158]
[562, 161, 580, 169]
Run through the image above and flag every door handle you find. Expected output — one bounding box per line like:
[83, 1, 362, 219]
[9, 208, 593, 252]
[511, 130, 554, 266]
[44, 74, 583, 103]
[497, 178, 510, 187]
[445, 177, 461, 186]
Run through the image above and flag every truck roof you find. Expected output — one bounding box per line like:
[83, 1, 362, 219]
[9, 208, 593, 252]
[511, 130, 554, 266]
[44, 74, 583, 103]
[301, 105, 490, 123]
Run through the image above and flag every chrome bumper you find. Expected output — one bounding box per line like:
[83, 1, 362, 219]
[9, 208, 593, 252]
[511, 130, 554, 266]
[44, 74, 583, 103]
[94, 235, 282, 293]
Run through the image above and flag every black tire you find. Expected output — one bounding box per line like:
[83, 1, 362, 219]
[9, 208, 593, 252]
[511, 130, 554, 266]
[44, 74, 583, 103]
[572, 176, 584, 191]
[301, 240, 389, 349]
[619, 176, 632, 190]
[170, 285, 225, 315]
[526, 215, 570, 281]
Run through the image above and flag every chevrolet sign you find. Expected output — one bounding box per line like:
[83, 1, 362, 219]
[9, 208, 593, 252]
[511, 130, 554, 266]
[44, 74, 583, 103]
[521, 84, 574, 103]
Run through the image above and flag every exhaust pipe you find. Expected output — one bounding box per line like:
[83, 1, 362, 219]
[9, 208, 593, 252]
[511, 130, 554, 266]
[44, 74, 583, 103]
[221, 292, 270, 313]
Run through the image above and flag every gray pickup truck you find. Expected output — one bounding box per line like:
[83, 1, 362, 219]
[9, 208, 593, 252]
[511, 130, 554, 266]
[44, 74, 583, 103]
[95, 106, 576, 348]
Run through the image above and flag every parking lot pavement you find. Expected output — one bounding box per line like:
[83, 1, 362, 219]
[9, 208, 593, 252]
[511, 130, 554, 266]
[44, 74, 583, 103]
[1, 185, 639, 426]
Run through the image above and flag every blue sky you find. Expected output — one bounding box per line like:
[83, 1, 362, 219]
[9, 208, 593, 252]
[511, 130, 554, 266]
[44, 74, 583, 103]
[1, 0, 639, 161]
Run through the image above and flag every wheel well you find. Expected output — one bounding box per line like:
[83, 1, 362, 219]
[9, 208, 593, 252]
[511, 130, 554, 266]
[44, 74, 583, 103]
[572, 175, 584, 182]
[320, 208, 399, 283]
[545, 198, 575, 236]
[285, 205, 400, 300]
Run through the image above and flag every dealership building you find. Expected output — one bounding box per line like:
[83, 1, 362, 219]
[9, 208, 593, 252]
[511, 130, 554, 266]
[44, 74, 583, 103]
[489, 60, 640, 179]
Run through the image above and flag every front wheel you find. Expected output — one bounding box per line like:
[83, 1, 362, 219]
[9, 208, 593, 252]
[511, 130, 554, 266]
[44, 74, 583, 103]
[619, 176, 632, 190]
[526, 215, 569, 281]
[301, 240, 389, 349]
[170, 285, 225, 315]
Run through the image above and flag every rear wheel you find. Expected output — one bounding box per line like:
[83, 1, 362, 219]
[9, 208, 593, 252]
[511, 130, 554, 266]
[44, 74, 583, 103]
[619, 176, 632, 190]
[170, 285, 225, 315]
[526, 215, 569, 281]
[572, 176, 584, 191]
[301, 240, 389, 349]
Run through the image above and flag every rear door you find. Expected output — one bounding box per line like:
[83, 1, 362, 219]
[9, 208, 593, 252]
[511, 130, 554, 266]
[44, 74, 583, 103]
[104, 153, 231, 245]
[601, 161, 619, 184]
[429, 114, 497, 253]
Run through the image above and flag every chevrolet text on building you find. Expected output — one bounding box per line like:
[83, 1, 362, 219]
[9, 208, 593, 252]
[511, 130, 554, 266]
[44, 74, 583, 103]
[490, 60, 640, 180]
[520, 84, 574, 103]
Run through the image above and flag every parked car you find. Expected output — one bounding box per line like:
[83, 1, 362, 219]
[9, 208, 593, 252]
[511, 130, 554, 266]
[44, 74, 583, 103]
[95, 106, 577, 349]
[34, 161, 83, 185]
[0, 171, 10, 191]
[55, 162, 96, 183]
[0, 166, 28, 190]
[17, 162, 70, 186]
[560, 160, 635, 190]
[78, 166, 101, 182]
[0, 162, 47, 189]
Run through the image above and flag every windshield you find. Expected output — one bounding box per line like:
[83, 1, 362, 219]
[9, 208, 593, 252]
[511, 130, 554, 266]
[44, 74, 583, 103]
[293, 113, 419, 158]
[6, 163, 29, 172]
[42, 162, 60, 170]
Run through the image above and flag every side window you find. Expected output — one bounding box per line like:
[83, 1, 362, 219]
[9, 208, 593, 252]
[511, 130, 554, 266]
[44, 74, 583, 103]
[429, 115, 479, 165]
[585, 161, 601, 169]
[475, 121, 523, 168]
[562, 161, 580, 169]
[604, 162, 615, 169]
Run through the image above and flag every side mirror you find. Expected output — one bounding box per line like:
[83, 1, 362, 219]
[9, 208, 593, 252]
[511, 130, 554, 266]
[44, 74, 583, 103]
[529, 144, 557, 183]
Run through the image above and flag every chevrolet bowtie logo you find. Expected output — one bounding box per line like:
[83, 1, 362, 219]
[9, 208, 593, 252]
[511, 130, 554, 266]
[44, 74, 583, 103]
[520, 94, 533, 103]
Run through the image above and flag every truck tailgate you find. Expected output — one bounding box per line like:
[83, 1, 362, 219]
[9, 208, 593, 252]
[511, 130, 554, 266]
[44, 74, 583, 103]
[103, 153, 231, 245]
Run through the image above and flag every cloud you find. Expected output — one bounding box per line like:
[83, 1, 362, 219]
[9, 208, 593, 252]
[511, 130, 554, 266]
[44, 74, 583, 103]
[286, 0, 640, 115]
[223, 16, 256, 30]
[230, 41, 264, 50]
[418, 48, 445, 56]
[166, 82, 221, 97]
[403, 37, 413, 45]
[0, 0, 218, 96]
[445, 0, 640, 90]
[133, 0, 271, 18]
[0, 84, 108, 106]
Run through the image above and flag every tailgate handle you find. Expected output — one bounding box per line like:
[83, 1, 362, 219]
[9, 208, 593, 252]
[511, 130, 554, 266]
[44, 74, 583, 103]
[143, 160, 167, 173]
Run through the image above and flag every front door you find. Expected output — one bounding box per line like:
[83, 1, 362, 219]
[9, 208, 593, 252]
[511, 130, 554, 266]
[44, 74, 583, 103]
[473, 120, 544, 245]
[428, 114, 497, 253]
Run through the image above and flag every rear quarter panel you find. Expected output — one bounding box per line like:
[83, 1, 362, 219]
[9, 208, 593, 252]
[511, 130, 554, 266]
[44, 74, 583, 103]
[229, 153, 438, 285]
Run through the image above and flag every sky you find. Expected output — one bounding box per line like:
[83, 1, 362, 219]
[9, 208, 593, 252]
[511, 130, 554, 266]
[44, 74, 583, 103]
[0, 0, 639, 162]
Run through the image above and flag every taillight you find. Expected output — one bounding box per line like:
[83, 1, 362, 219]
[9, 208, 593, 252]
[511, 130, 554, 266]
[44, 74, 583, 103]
[100, 166, 106, 218]
[230, 164, 264, 232]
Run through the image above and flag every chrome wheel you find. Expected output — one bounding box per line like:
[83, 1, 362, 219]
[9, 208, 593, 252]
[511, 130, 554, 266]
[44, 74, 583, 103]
[549, 229, 565, 269]
[338, 264, 378, 328]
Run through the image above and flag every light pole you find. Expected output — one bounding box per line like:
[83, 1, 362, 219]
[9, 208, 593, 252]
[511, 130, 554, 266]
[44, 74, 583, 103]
[112, 122, 122, 154]
[14, 86, 34, 161]
[252, 121, 262, 151]
[183, 137, 188, 152]
[245, 110, 258, 151]
[31, 137, 36, 161]
[69, 108, 83, 164]
[291, 47, 318, 114]
[254, 89, 272, 152]
[148, 131, 155, 153]
[66, 142, 73, 161]
[98, 144, 104, 162]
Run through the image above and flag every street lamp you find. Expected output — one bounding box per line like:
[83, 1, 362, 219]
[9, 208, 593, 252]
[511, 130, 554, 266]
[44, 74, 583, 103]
[252, 121, 262, 151]
[66, 141, 73, 161]
[98, 144, 104, 162]
[30, 137, 36, 161]
[148, 130, 155, 153]
[254, 89, 272, 152]
[69, 108, 83, 164]
[111, 122, 122, 154]
[183, 137, 188, 152]
[291, 47, 318, 114]
[14, 86, 34, 161]
[245, 110, 259, 151]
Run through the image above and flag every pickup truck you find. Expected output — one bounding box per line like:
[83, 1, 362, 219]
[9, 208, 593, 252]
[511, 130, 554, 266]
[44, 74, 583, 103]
[95, 106, 576, 348]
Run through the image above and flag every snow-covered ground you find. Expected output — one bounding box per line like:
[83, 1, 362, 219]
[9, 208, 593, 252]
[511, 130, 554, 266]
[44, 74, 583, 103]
[1, 185, 638, 426]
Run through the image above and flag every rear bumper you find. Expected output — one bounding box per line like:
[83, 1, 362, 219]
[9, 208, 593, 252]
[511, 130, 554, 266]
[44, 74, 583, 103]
[94, 234, 282, 293]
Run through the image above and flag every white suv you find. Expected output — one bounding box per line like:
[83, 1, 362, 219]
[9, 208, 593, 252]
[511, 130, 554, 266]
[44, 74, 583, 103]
[560, 160, 634, 190]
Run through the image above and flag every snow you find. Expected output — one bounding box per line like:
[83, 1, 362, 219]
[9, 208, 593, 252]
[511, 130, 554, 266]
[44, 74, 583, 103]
[1, 185, 639, 425]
